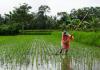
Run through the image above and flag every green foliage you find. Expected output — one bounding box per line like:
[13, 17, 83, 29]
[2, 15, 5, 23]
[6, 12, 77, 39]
[70, 7, 100, 31]
[4, 3, 33, 32]
[69, 19, 81, 30]
[0, 32, 99, 70]
[0, 24, 19, 35]
[0, 4, 100, 35]
[20, 30, 52, 35]
[34, 5, 52, 29]
[0, 14, 4, 24]
[57, 12, 71, 30]
[71, 31, 100, 47]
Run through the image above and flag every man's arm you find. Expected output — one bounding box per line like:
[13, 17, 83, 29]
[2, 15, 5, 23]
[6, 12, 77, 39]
[70, 35, 74, 41]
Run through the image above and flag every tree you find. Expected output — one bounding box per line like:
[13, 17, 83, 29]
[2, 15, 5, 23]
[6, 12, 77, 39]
[35, 5, 51, 29]
[91, 18, 100, 31]
[38, 5, 50, 16]
[0, 14, 4, 25]
[70, 7, 100, 31]
[57, 12, 71, 30]
[70, 19, 81, 30]
[4, 3, 33, 32]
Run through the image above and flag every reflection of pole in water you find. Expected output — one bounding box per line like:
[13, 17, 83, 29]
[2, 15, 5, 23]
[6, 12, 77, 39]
[61, 55, 72, 70]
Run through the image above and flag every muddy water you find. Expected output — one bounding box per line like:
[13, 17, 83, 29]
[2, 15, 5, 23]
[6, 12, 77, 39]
[0, 41, 100, 70]
[0, 53, 100, 70]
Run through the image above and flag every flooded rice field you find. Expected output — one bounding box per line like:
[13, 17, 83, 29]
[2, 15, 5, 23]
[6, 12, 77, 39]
[0, 37, 100, 70]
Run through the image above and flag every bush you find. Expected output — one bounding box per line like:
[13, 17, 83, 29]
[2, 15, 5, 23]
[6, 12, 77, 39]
[0, 24, 19, 35]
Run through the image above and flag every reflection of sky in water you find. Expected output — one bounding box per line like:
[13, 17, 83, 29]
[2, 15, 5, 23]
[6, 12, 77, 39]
[0, 53, 100, 70]
[0, 40, 100, 70]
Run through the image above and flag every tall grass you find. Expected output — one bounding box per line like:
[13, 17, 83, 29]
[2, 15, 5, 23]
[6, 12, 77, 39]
[70, 31, 100, 47]
[49, 31, 100, 47]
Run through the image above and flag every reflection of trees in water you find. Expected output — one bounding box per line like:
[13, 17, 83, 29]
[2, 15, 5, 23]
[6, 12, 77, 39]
[60, 53, 99, 70]
[61, 55, 72, 70]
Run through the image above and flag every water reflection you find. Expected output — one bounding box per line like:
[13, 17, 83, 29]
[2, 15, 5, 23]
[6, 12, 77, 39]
[61, 55, 72, 70]
[0, 40, 100, 70]
[0, 50, 100, 70]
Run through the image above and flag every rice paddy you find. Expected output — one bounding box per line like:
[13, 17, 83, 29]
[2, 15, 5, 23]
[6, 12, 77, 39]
[0, 32, 100, 70]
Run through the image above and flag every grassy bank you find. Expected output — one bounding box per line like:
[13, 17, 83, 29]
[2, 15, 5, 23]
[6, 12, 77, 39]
[70, 31, 100, 47]
[43, 30, 100, 47]
[19, 30, 100, 47]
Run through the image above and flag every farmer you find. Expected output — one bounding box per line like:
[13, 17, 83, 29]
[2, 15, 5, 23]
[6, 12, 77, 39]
[60, 31, 74, 54]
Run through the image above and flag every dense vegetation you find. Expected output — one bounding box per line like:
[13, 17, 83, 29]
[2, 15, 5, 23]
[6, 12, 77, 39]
[70, 31, 100, 47]
[0, 32, 100, 70]
[0, 3, 100, 35]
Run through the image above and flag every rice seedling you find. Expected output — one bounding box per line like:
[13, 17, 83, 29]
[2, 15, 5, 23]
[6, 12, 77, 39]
[0, 31, 99, 70]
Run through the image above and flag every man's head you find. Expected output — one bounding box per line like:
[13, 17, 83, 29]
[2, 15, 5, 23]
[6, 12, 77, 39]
[63, 30, 69, 35]
[63, 31, 66, 35]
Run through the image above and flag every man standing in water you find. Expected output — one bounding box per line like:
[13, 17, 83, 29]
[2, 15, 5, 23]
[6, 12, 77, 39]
[60, 31, 74, 54]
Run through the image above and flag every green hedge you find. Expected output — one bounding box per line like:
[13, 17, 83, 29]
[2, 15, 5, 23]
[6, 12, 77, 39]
[0, 24, 19, 35]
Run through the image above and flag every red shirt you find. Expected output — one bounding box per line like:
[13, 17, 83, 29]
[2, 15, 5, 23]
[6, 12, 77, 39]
[62, 34, 71, 49]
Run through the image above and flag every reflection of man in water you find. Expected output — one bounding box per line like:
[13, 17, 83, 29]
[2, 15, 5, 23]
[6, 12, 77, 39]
[61, 55, 72, 70]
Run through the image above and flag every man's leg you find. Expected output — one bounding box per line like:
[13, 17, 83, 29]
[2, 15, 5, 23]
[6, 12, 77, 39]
[65, 49, 68, 54]
[55, 48, 63, 55]
[60, 48, 63, 54]
[60, 48, 65, 54]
